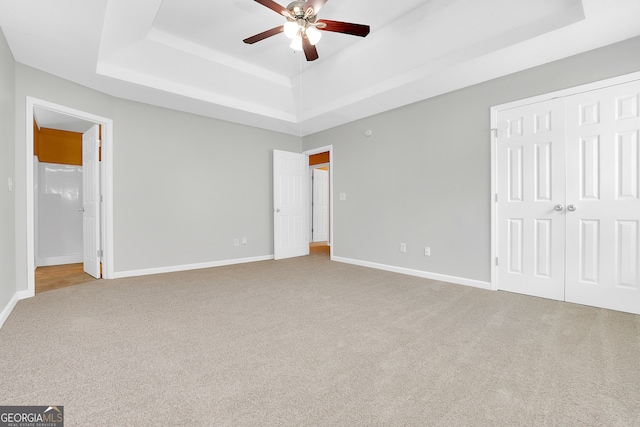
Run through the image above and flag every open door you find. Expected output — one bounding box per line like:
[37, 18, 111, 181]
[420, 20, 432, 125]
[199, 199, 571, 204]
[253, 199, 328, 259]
[82, 124, 101, 278]
[312, 168, 329, 242]
[273, 150, 309, 260]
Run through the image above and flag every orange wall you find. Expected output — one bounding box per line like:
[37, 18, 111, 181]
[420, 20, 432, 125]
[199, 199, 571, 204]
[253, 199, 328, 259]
[34, 125, 82, 166]
[309, 151, 329, 166]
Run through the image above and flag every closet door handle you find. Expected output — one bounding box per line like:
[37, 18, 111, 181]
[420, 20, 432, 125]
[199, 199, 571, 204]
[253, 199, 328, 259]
[554, 204, 563, 211]
[567, 204, 577, 212]
[78, 207, 85, 212]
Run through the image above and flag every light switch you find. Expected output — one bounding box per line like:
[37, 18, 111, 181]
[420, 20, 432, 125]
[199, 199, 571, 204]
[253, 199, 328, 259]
[7, 177, 13, 192]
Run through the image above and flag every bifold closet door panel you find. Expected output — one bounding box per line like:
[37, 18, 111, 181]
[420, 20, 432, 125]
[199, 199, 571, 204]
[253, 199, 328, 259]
[496, 98, 567, 301]
[565, 80, 640, 314]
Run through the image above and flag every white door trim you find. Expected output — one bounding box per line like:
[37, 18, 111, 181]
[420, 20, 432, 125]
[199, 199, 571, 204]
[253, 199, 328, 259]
[25, 97, 114, 296]
[303, 145, 334, 256]
[490, 70, 640, 291]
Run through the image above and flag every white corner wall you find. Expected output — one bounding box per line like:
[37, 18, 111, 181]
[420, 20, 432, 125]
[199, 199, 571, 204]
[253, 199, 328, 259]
[0, 27, 16, 328]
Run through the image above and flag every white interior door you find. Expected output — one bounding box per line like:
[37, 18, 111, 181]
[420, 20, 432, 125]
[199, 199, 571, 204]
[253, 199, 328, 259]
[312, 168, 329, 242]
[82, 124, 101, 278]
[564, 80, 640, 314]
[496, 79, 640, 314]
[273, 150, 309, 260]
[496, 98, 567, 301]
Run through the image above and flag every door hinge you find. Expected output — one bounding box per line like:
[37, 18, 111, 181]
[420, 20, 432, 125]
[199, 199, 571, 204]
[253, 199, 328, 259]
[491, 128, 498, 138]
[100, 194, 103, 202]
[495, 193, 498, 202]
[495, 257, 498, 266]
[97, 249, 103, 258]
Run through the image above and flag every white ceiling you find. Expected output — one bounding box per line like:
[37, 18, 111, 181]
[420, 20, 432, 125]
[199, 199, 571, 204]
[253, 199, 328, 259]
[1, 0, 640, 136]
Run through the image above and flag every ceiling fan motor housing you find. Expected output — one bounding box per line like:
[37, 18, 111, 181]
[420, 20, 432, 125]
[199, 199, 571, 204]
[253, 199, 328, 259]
[244, 0, 370, 61]
[287, 1, 311, 17]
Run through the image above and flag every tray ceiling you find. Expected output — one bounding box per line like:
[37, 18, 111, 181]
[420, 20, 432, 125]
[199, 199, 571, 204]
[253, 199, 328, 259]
[1, 0, 640, 135]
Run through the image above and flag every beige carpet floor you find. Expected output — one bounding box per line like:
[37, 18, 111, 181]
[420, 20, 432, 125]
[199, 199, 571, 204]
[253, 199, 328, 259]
[1, 248, 639, 426]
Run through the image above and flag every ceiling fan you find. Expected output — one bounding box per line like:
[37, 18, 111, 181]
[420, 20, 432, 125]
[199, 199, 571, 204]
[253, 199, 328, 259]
[243, 0, 370, 61]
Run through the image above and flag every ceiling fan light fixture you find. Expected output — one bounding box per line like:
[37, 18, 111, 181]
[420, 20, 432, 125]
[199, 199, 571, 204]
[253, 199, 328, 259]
[306, 26, 322, 45]
[290, 35, 303, 51]
[283, 21, 299, 38]
[244, 0, 370, 61]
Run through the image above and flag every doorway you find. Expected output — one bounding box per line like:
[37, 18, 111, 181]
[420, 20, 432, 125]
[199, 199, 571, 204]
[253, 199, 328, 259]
[25, 97, 114, 296]
[305, 145, 333, 257]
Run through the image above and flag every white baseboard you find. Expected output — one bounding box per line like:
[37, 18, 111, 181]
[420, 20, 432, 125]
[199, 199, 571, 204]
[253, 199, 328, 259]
[16, 290, 33, 299]
[2, 254, 489, 330]
[37, 254, 83, 266]
[0, 290, 33, 330]
[331, 256, 492, 290]
[0, 294, 19, 330]
[111, 255, 274, 279]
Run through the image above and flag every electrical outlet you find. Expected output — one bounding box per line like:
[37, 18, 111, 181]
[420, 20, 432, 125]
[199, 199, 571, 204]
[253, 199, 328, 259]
[400, 243, 407, 253]
[424, 247, 431, 256]
[234, 239, 239, 247]
[242, 237, 247, 245]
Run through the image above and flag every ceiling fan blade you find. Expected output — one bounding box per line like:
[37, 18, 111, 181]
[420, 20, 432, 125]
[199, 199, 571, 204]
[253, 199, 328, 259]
[303, 0, 327, 16]
[253, 0, 292, 18]
[243, 26, 284, 44]
[302, 36, 319, 61]
[316, 20, 370, 37]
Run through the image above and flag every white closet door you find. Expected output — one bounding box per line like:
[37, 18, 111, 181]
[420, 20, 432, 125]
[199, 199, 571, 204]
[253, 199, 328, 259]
[565, 80, 640, 314]
[496, 99, 567, 301]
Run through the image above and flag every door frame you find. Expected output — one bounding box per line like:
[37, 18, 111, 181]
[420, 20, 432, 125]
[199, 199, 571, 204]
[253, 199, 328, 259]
[25, 97, 114, 295]
[303, 145, 334, 256]
[490, 71, 640, 291]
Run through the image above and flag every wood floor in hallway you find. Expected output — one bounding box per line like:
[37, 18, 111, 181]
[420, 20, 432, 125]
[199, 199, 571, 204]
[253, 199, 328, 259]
[35, 263, 99, 293]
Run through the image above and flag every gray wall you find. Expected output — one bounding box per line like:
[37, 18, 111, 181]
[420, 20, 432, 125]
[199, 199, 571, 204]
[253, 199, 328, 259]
[112, 98, 299, 272]
[303, 36, 640, 284]
[13, 64, 300, 293]
[0, 28, 15, 312]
